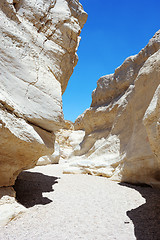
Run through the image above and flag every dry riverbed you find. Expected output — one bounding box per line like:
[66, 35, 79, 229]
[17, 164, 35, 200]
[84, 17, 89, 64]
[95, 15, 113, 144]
[0, 164, 160, 240]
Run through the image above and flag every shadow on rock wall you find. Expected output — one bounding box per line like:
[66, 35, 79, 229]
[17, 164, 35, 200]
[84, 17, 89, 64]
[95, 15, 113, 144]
[14, 171, 59, 208]
[119, 183, 160, 240]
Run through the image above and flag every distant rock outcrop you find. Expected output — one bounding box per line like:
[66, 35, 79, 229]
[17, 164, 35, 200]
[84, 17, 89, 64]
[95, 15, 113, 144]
[65, 30, 160, 186]
[0, 0, 87, 187]
[36, 120, 85, 165]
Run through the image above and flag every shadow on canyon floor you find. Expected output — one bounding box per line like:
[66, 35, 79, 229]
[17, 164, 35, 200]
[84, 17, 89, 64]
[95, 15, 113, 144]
[119, 183, 160, 240]
[14, 171, 59, 208]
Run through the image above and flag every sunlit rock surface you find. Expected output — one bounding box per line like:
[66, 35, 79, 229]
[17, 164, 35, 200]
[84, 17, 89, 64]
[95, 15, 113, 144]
[0, 187, 25, 226]
[37, 120, 85, 165]
[0, 0, 87, 186]
[143, 84, 160, 184]
[65, 30, 160, 186]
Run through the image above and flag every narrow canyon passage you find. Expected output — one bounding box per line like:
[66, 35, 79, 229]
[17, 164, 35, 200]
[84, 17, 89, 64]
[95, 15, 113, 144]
[0, 164, 160, 240]
[0, 1, 160, 239]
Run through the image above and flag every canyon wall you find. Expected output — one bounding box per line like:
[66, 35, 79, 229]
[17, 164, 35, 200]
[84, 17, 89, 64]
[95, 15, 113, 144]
[0, 0, 87, 187]
[65, 30, 160, 187]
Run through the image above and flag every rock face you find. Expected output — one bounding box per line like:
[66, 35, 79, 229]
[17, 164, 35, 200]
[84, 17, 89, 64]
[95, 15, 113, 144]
[36, 120, 85, 165]
[65, 30, 160, 186]
[37, 141, 60, 166]
[55, 122, 85, 161]
[0, 0, 87, 186]
[143, 84, 160, 182]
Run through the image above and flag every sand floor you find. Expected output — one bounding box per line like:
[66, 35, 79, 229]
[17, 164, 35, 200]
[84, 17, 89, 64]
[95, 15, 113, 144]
[0, 164, 160, 240]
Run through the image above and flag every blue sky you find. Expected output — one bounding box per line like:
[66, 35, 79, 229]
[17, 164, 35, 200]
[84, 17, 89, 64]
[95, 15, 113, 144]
[62, 0, 160, 122]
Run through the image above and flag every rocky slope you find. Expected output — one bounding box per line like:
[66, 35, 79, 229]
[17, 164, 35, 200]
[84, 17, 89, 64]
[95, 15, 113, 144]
[0, 0, 87, 187]
[65, 30, 160, 187]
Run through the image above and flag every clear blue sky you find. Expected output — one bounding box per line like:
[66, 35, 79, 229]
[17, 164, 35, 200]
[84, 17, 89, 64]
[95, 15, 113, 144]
[62, 0, 160, 122]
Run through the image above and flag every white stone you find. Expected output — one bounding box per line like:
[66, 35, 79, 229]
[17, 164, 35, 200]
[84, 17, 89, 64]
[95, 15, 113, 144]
[0, 187, 26, 227]
[65, 30, 160, 186]
[0, 0, 87, 186]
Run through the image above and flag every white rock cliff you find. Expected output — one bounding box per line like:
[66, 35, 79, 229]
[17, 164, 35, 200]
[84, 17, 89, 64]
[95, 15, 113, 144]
[65, 30, 160, 187]
[0, 0, 87, 187]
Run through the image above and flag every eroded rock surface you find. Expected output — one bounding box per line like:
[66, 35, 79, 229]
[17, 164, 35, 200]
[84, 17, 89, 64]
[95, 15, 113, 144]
[0, 187, 25, 226]
[56, 122, 85, 162]
[36, 120, 85, 165]
[0, 0, 87, 186]
[65, 30, 160, 186]
[143, 84, 160, 183]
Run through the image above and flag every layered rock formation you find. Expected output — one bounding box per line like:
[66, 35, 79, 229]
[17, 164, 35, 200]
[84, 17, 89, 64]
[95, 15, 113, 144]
[0, 0, 87, 187]
[65, 30, 160, 186]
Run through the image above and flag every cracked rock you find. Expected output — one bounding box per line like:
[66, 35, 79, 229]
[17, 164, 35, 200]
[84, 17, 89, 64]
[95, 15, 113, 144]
[0, 0, 87, 187]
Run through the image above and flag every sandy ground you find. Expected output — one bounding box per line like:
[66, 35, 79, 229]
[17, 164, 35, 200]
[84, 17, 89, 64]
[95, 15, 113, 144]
[0, 164, 160, 240]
